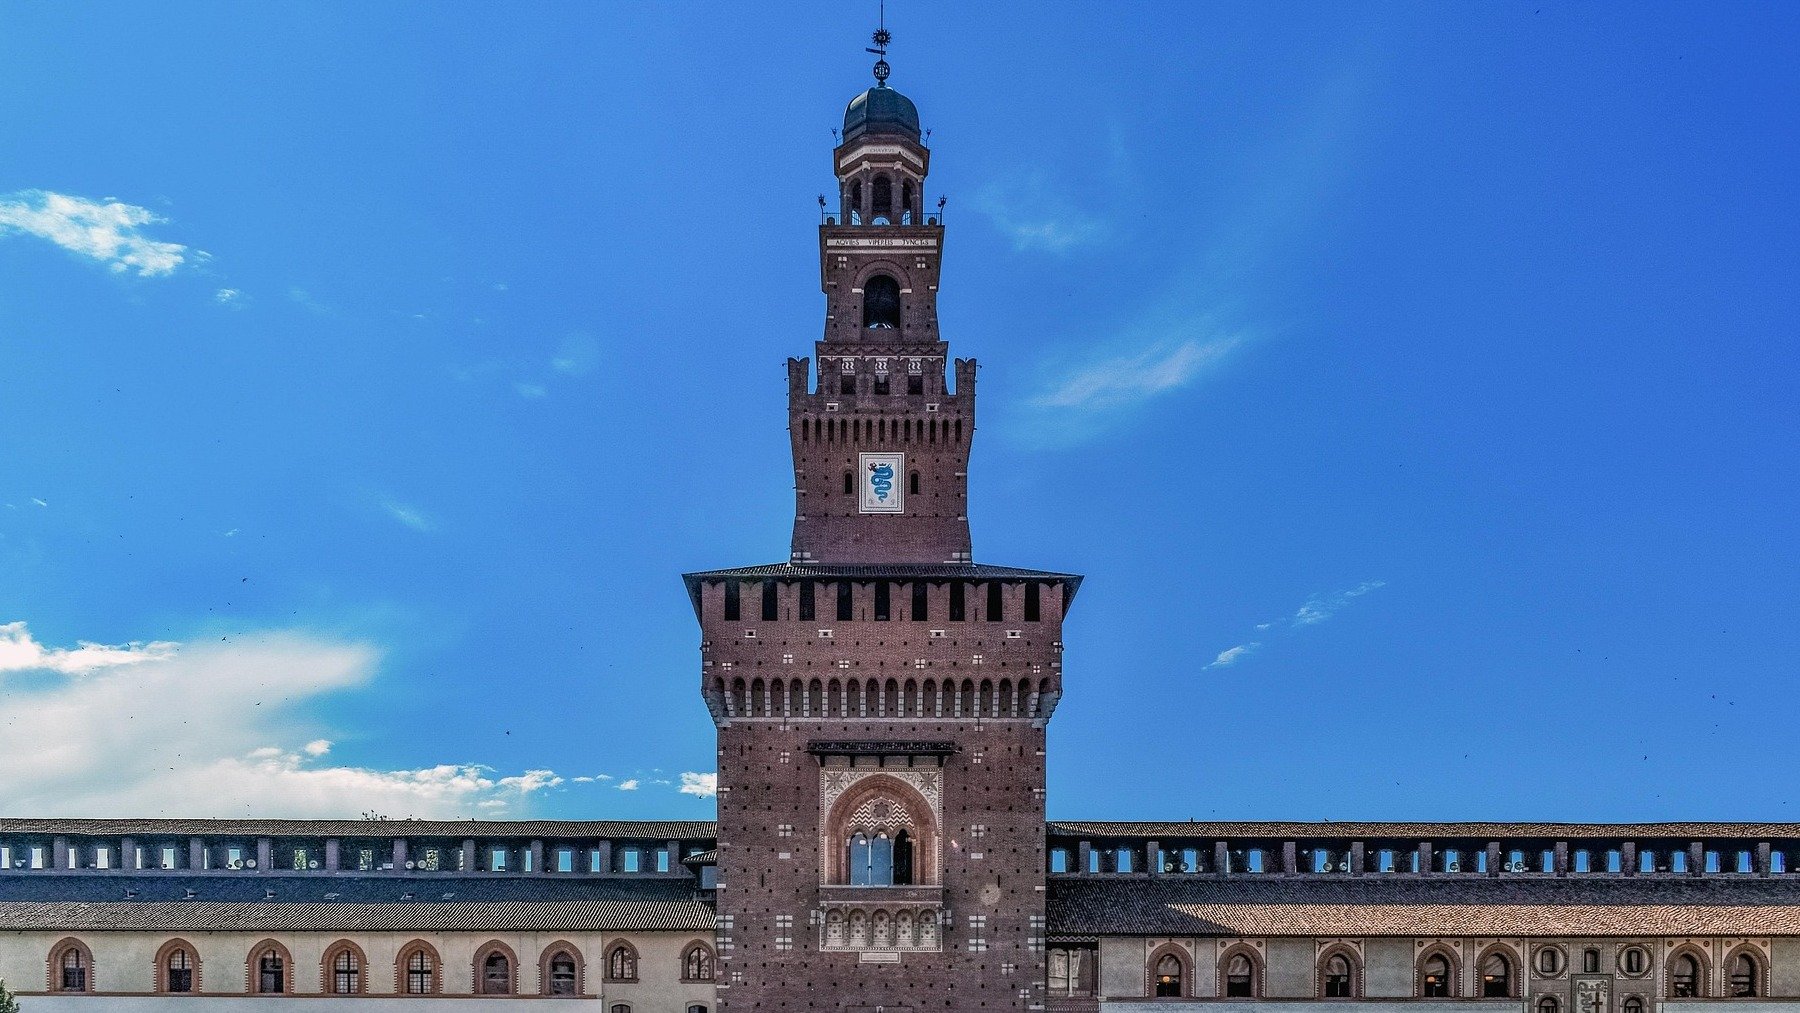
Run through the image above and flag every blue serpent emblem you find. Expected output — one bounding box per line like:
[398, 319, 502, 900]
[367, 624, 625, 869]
[868, 462, 895, 501]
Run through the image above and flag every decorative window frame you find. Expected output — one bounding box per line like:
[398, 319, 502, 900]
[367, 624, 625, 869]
[320, 939, 368, 996]
[1217, 941, 1266, 999]
[394, 939, 444, 995]
[538, 940, 585, 997]
[48, 936, 96, 994]
[472, 939, 520, 995]
[1665, 944, 1710, 998]
[604, 941, 641, 983]
[154, 937, 202, 994]
[1473, 942, 1523, 999]
[1721, 942, 1766, 998]
[1144, 941, 1192, 998]
[1316, 942, 1364, 999]
[244, 938, 293, 995]
[680, 940, 717, 983]
[1416, 943, 1463, 998]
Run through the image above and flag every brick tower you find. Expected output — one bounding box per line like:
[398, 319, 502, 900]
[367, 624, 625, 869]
[683, 25, 1082, 1013]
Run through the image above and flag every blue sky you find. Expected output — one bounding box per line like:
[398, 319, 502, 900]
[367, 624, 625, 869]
[2, 3, 1796, 821]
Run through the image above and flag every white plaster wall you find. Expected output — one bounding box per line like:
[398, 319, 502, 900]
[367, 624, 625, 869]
[0, 931, 714, 1011]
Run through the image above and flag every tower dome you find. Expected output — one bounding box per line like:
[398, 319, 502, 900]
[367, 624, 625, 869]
[843, 84, 920, 143]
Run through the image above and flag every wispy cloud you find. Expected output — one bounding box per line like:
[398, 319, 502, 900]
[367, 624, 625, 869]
[1032, 334, 1246, 413]
[616, 779, 640, 792]
[0, 621, 561, 817]
[551, 334, 599, 377]
[1205, 643, 1259, 669]
[215, 287, 246, 307]
[1204, 581, 1386, 672]
[973, 170, 1105, 254]
[381, 499, 434, 533]
[513, 382, 547, 399]
[1293, 581, 1386, 626]
[679, 772, 717, 798]
[0, 190, 191, 277]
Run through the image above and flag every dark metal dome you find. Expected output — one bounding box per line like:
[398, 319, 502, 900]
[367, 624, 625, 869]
[843, 85, 920, 143]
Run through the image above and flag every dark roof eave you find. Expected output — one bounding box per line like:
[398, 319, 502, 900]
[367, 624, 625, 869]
[681, 562, 1084, 617]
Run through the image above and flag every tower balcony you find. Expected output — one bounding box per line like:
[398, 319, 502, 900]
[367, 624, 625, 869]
[818, 883, 945, 953]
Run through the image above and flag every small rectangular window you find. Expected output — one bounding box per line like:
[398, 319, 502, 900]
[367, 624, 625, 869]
[722, 580, 739, 621]
[873, 375, 889, 395]
[762, 581, 778, 621]
[839, 374, 855, 396]
[949, 582, 966, 621]
[1024, 583, 1041, 622]
[874, 581, 890, 621]
[912, 582, 928, 621]
[622, 849, 640, 873]
[798, 581, 815, 621]
[556, 849, 574, 873]
[1049, 849, 1069, 873]
[987, 582, 1003, 622]
[657, 849, 671, 873]
[907, 374, 923, 395]
[836, 581, 853, 621]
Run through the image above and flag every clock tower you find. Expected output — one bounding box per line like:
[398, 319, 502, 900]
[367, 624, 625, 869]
[685, 26, 1081, 1012]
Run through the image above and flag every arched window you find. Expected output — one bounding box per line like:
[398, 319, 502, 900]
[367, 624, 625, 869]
[1421, 952, 1455, 997]
[606, 942, 639, 982]
[1671, 953, 1702, 997]
[909, 471, 920, 495]
[901, 179, 915, 222]
[53, 940, 92, 993]
[167, 947, 194, 993]
[1621, 945, 1650, 976]
[1536, 946, 1567, 976]
[848, 830, 896, 885]
[253, 944, 287, 994]
[844, 471, 854, 494]
[1730, 952, 1760, 997]
[546, 950, 579, 996]
[872, 175, 893, 222]
[400, 944, 438, 995]
[689, 1006, 710, 1013]
[1481, 951, 1515, 998]
[480, 949, 513, 994]
[1584, 948, 1602, 973]
[1322, 953, 1356, 998]
[612, 1005, 633, 1013]
[328, 946, 362, 995]
[1623, 997, 1645, 1013]
[1154, 954, 1184, 997]
[682, 942, 715, 982]
[157, 939, 198, 994]
[850, 181, 862, 217]
[894, 828, 914, 885]
[1225, 952, 1258, 997]
[863, 274, 901, 329]
[1539, 997, 1562, 1013]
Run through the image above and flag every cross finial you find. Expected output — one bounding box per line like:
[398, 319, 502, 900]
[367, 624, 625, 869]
[867, 0, 892, 86]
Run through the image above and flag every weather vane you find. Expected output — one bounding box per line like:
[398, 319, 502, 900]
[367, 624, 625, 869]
[866, 0, 891, 85]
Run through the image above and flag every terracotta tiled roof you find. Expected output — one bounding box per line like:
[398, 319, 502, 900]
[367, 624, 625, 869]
[0, 874, 714, 932]
[1048, 821, 1800, 839]
[1047, 876, 1800, 936]
[0, 818, 717, 839]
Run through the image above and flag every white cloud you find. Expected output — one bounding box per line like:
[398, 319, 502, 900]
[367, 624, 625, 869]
[497, 769, 564, 794]
[1205, 643, 1258, 669]
[1293, 581, 1386, 626]
[0, 621, 561, 818]
[1034, 334, 1245, 412]
[513, 382, 547, 399]
[0, 621, 178, 676]
[973, 171, 1105, 254]
[215, 287, 245, 307]
[551, 334, 599, 376]
[616, 779, 640, 791]
[678, 772, 718, 798]
[381, 499, 434, 533]
[0, 190, 190, 277]
[31, 498, 48, 508]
